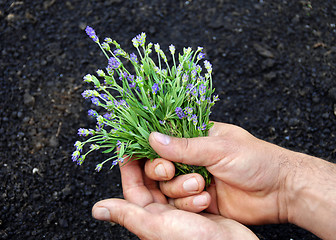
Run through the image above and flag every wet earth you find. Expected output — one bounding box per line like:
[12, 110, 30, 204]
[1, 0, 336, 239]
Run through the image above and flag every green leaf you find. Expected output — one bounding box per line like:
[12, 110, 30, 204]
[91, 75, 101, 87]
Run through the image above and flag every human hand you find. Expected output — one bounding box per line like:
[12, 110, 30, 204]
[92, 158, 259, 240]
[144, 122, 293, 225]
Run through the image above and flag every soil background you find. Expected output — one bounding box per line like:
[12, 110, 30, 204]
[1, 0, 336, 239]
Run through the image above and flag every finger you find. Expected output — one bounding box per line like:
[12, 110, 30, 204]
[144, 158, 175, 181]
[169, 191, 211, 213]
[148, 131, 231, 167]
[119, 158, 154, 206]
[159, 173, 205, 198]
[92, 199, 158, 239]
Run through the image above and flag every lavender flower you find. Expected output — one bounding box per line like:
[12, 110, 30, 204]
[198, 123, 207, 131]
[74, 141, 83, 152]
[175, 107, 186, 119]
[82, 90, 93, 99]
[152, 83, 159, 94]
[83, 74, 93, 83]
[102, 42, 110, 51]
[88, 109, 98, 117]
[132, 32, 146, 48]
[90, 144, 100, 150]
[77, 156, 85, 165]
[96, 69, 105, 77]
[184, 107, 193, 116]
[72, 150, 80, 162]
[85, 26, 99, 43]
[95, 164, 103, 172]
[197, 52, 205, 61]
[204, 60, 212, 74]
[78, 128, 94, 137]
[103, 113, 114, 120]
[104, 37, 112, 43]
[113, 49, 123, 56]
[91, 97, 100, 106]
[108, 57, 121, 69]
[169, 44, 175, 55]
[199, 84, 206, 96]
[130, 53, 138, 63]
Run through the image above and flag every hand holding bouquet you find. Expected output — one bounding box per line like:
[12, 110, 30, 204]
[72, 27, 219, 186]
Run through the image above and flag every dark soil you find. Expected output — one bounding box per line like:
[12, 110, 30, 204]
[1, 1, 335, 239]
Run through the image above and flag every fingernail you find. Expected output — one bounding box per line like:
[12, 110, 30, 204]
[93, 207, 111, 221]
[183, 177, 199, 192]
[193, 195, 208, 206]
[153, 132, 170, 145]
[155, 164, 167, 178]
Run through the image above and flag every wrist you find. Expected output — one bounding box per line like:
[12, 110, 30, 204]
[284, 151, 336, 239]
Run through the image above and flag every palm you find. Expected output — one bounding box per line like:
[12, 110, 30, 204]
[119, 159, 258, 240]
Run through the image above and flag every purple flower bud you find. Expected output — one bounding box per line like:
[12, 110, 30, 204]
[91, 97, 100, 106]
[130, 53, 138, 63]
[175, 107, 186, 119]
[197, 52, 205, 61]
[199, 84, 206, 95]
[152, 83, 159, 94]
[95, 164, 103, 172]
[72, 150, 80, 162]
[113, 49, 123, 56]
[85, 26, 99, 43]
[88, 109, 98, 117]
[108, 57, 121, 69]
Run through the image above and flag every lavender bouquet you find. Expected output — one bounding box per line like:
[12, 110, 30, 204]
[72, 26, 218, 186]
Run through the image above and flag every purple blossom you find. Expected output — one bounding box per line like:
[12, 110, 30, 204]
[101, 94, 110, 101]
[182, 73, 189, 82]
[204, 60, 212, 73]
[198, 123, 207, 131]
[169, 44, 176, 55]
[108, 57, 121, 69]
[132, 32, 146, 48]
[72, 150, 80, 162]
[191, 69, 197, 80]
[197, 52, 205, 61]
[103, 113, 114, 120]
[119, 71, 128, 81]
[113, 49, 123, 56]
[152, 83, 159, 94]
[112, 160, 118, 166]
[95, 164, 103, 172]
[78, 128, 94, 137]
[77, 156, 85, 165]
[175, 107, 186, 119]
[88, 109, 98, 117]
[184, 107, 193, 116]
[130, 53, 138, 63]
[91, 97, 100, 106]
[90, 144, 100, 150]
[116, 140, 122, 147]
[82, 90, 93, 99]
[199, 84, 206, 95]
[74, 141, 83, 152]
[188, 114, 198, 125]
[114, 99, 128, 108]
[186, 84, 197, 97]
[85, 26, 99, 43]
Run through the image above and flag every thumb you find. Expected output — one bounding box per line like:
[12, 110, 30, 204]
[92, 199, 157, 239]
[148, 132, 228, 167]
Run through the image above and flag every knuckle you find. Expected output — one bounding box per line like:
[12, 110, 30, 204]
[177, 137, 190, 163]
